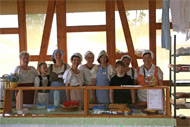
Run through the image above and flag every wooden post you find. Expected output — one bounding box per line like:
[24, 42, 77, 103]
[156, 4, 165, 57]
[106, 0, 116, 66]
[84, 87, 89, 117]
[166, 87, 171, 117]
[149, 0, 156, 65]
[116, 0, 138, 68]
[56, 0, 67, 63]
[17, 0, 27, 52]
[3, 90, 12, 116]
[38, 0, 56, 64]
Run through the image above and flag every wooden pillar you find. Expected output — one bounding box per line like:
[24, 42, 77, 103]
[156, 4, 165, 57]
[116, 0, 138, 68]
[56, 0, 67, 63]
[38, 0, 56, 64]
[149, 0, 156, 65]
[17, 0, 27, 52]
[106, 0, 116, 66]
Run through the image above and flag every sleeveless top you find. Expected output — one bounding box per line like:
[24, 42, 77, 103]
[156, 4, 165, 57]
[38, 75, 51, 93]
[49, 64, 67, 82]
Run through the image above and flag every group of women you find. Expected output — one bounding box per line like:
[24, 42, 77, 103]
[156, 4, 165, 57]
[13, 49, 163, 105]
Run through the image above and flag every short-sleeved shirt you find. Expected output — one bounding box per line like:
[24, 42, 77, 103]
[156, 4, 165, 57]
[14, 66, 38, 83]
[63, 69, 84, 86]
[110, 74, 133, 104]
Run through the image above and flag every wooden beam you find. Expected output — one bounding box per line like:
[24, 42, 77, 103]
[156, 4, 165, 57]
[38, 0, 55, 64]
[56, 0, 67, 63]
[17, 0, 27, 52]
[116, 53, 142, 60]
[30, 55, 51, 61]
[116, 0, 138, 68]
[156, 22, 173, 29]
[106, 0, 116, 66]
[66, 25, 106, 32]
[149, 0, 156, 65]
[0, 28, 19, 34]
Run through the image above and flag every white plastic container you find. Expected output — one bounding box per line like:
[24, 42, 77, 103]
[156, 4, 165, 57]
[54, 90, 60, 107]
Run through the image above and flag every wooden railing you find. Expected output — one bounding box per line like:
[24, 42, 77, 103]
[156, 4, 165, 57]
[3, 86, 171, 118]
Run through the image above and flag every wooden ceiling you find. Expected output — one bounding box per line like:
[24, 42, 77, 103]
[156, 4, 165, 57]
[0, 0, 162, 15]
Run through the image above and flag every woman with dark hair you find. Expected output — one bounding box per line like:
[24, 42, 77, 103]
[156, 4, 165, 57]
[120, 55, 136, 82]
[63, 53, 84, 105]
[48, 49, 71, 104]
[91, 50, 116, 104]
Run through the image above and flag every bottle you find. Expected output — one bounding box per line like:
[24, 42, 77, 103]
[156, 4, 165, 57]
[54, 90, 60, 107]
[16, 90, 23, 110]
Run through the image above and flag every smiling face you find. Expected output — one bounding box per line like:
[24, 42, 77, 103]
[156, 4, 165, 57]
[20, 55, 29, 66]
[85, 53, 94, 64]
[143, 53, 152, 66]
[99, 55, 107, 64]
[54, 51, 63, 62]
[122, 58, 131, 67]
[116, 65, 125, 74]
[39, 64, 48, 74]
[71, 56, 81, 67]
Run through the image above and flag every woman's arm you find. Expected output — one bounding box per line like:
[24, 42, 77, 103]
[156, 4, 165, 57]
[157, 66, 164, 86]
[65, 83, 71, 101]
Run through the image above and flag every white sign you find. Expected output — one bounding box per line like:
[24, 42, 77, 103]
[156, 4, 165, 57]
[147, 89, 163, 110]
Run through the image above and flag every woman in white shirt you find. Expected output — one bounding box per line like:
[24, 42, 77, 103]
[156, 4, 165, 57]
[63, 53, 84, 105]
[14, 51, 38, 84]
[79, 51, 96, 103]
[13, 51, 38, 104]
[48, 49, 71, 104]
[134, 50, 163, 102]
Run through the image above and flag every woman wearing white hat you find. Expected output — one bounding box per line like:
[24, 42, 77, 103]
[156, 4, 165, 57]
[48, 49, 71, 104]
[120, 55, 136, 81]
[134, 50, 163, 102]
[63, 53, 84, 105]
[91, 50, 116, 104]
[79, 51, 96, 103]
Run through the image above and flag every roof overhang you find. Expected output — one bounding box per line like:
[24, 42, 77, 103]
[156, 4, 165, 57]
[0, 0, 163, 15]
